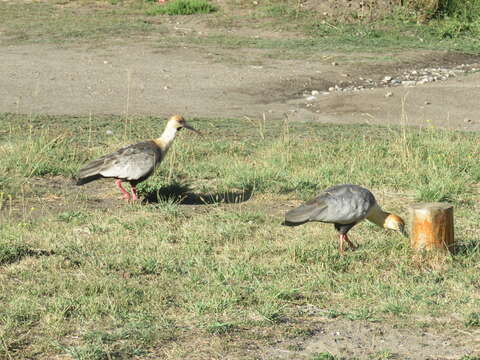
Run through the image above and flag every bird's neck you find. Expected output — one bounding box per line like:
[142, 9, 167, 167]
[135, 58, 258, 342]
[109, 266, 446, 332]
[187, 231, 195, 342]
[153, 126, 178, 152]
[366, 205, 390, 229]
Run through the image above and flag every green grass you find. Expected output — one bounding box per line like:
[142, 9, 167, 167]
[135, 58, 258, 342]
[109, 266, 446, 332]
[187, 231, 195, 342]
[1, 0, 480, 54]
[0, 113, 479, 358]
[0, 1, 157, 45]
[146, 0, 217, 16]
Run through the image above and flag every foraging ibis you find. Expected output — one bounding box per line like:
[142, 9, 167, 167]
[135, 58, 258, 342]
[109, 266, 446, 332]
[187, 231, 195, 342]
[284, 184, 406, 254]
[76, 115, 199, 201]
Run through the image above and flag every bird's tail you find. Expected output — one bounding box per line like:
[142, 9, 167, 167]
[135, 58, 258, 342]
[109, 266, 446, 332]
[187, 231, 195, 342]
[282, 219, 308, 227]
[284, 203, 320, 224]
[76, 174, 102, 186]
[76, 158, 106, 186]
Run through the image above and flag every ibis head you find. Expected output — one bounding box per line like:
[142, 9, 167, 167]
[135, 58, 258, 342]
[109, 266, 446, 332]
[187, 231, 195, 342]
[384, 213, 407, 237]
[166, 115, 201, 134]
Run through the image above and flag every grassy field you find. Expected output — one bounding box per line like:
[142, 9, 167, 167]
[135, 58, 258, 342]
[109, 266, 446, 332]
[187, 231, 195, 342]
[1, 113, 479, 359]
[1, 0, 480, 55]
[1, 0, 479, 358]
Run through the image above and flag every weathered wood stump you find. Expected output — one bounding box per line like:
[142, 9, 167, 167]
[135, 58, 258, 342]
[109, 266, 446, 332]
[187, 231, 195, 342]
[409, 203, 454, 251]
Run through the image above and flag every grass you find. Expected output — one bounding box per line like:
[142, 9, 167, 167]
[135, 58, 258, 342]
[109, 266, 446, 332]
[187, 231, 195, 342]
[1, 0, 480, 55]
[0, 113, 479, 358]
[0, 1, 156, 46]
[146, 0, 217, 16]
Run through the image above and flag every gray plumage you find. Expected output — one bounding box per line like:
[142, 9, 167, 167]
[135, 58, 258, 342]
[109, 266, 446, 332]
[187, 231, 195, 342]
[284, 184, 406, 254]
[75, 114, 199, 201]
[76, 141, 163, 186]
[285, 184, 376, 229]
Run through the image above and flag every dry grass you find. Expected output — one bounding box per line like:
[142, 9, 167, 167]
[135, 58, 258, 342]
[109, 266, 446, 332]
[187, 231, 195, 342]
[0, 113, 479, 359]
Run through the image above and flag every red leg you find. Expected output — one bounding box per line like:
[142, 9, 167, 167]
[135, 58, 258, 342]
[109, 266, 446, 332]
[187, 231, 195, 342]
[115, 179, 131, 201]
[131, 185, 140, 201]
[344, 234, 357, 250]
[338, 234, 345, 255]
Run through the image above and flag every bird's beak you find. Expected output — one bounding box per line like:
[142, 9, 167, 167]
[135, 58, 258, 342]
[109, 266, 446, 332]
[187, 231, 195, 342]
[398, 224, 408, 238]
[183, 122, 201, 135]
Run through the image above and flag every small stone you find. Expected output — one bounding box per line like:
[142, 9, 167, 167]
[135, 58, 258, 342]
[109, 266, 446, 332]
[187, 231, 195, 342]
[385, 92, 393, 98]
[331, 61, 338, 66]
[424, 101, 431, 105]
[306, 96, 317, 101]
[464, 118, 472, 123]
[164, 86, 169, 90]
[106, 130, 113, 135]
[103, 61, 108, 64]
[311, 90, 320, 96]
[402, 80, 416, 87]
[328, 87, 335, 92]
[383, 76, 393, 82]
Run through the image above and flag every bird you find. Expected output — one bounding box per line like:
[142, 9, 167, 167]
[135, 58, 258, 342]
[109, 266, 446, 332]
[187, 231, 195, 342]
[283, 184, 406, 255]
[76, 115, 200, 201]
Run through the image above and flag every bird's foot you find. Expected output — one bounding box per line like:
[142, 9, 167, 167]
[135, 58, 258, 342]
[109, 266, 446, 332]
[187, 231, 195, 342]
[131, 187, 141, 201]
[339, 234, 346, 255]
[344, 235, 357, 251]
[121, 194, 131, 202]
[132, 186, 141, 201]
[116, 179, 132, 202]
[339, 234, 357, 255]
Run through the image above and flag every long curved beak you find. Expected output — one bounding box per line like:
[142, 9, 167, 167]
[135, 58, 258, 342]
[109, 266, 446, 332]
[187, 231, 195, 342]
[184, 122, 201, 135]
[399, 224, 408, 238]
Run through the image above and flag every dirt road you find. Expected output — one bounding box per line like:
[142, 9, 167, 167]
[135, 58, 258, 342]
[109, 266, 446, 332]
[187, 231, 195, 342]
[1, 44, 479, 131]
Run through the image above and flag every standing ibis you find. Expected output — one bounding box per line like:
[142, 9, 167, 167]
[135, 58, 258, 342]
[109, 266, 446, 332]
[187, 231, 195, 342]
[284, 184, 406, 254]
[76, 115, 199, 201]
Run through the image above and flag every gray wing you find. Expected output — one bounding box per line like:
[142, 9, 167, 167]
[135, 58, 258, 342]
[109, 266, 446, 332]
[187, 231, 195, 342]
[285, 184, 376, 224]
[77, 141, 163, 182]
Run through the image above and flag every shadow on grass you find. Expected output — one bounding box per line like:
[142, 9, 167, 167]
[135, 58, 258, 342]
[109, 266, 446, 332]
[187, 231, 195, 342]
[0, 245, 55, 266]
[451, 239, 479, 256]
[143, 183, 253, 205]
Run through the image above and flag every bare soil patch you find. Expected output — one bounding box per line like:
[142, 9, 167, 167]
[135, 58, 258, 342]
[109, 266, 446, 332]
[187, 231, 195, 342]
[1, 43, 479, 131]
[265, 314, 480, 359]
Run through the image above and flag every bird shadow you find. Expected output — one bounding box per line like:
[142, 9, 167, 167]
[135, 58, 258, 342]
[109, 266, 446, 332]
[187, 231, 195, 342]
[143, 183, 253, 205]
[0, 248, 55, 266]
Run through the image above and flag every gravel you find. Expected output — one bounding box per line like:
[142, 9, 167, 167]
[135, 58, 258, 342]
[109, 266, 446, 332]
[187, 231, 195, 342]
[303, 63, 479, 99]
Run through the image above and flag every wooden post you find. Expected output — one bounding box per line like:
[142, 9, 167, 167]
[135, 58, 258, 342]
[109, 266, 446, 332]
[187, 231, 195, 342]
[409, 203, 454, 252]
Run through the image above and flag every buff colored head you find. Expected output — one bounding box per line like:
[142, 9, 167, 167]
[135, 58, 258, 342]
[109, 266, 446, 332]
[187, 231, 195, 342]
[384, 214, 407, 237]
[167, 115, 201, 134]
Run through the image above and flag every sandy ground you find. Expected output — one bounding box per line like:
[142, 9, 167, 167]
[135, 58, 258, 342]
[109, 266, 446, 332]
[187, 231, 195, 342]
[1, 40, 480, 359]
[1, 44, 479, 131]
[266, 315, 480, 360]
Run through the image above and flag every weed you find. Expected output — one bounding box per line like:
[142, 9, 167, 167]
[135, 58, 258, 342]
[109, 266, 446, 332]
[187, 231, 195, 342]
[146, 0, 217, 16]
[465, 312, 480, 327]
[0, 242, 31, 265]
[312, 352, 338, 360]
[206, 321, 236, 335]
